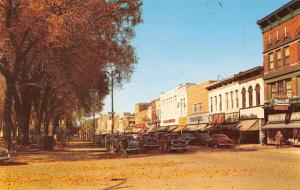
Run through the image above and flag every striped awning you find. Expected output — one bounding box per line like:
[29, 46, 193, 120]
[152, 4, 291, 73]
[236, 119, 259, 131]
[183, 124, 207, 132]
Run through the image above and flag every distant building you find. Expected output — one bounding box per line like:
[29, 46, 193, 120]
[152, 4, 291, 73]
[117, 113, 135, 133]
[159, 83, 195, 131]
[134, 103, 150, 133]
[257, 0, 300, 145]
[184, 80, 215, 133]
[147, 98, 161, 132]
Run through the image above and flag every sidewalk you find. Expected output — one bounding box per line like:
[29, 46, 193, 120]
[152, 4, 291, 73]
[237, 144, 300, 156]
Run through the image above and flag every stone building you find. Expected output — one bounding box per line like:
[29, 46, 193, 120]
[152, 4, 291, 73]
[257, 0, 300, 145]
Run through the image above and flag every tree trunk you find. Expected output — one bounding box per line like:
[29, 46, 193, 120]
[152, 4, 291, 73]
[3, 81, 15, 150]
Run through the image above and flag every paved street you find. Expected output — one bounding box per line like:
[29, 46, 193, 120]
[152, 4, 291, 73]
[1, 141, 300, 190]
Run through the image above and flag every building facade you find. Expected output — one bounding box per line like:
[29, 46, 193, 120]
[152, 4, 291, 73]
[257, 0, 300, 145]
[184, 81, 215, 133]
[207, 67, 264, 143]
[134, 103, 150, 132]
[159, 83, 195, 129]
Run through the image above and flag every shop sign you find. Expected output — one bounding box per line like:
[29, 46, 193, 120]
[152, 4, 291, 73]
[225, 113, 239, 123]
[163, 119, 175, 124]
[273, 98, 290, 106]
[212, 113, 225, 124]
[240, 113, 258, 120]
[188, 113, 209, 124]
[268, 114, 286, 122]
[291, 112, 300, 121]
[178, 117, 187, 126]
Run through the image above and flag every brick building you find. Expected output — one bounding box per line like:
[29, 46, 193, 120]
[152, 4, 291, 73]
[257, 0, 300, 145]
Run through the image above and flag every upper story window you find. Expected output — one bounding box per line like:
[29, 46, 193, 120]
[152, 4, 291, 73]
[235, 90, 239, 108]
[275, 49, 282, 68]
[242, 88, 246, 108]
[230, 91, 234, 109]
[283, 46, 289, 65]
[226, 93, 229, 110]
[271, 79, 293, 99]
[268, 52, 274, 70]
[248, 86, 253, 107]
[210, 97, 213, 113]
[255, 84, 261, 106]
[214, 96, 217, 112]
[219, 95, 222, 112]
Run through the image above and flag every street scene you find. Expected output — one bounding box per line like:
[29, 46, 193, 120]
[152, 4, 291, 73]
[1, 0, 300, 190]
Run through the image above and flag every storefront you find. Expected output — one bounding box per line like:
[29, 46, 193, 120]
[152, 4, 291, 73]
[184, 113, 209, 134]
[262, 109, 300, 145]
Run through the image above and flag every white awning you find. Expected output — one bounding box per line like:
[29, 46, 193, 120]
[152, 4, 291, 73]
[236, 119, 259, 131]
[262, 122, 300, 129]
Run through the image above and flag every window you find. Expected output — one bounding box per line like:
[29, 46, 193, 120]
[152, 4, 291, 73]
[286, 80, 292, 98]
[275, 49, 282, 68]
[219, 95, 222, 112]
[268, 53, 274, 70]
[230, 91, 234, 109]
[248, 86, 253, 107]
[214, 96, 217, 112]
[235, 90, 239, 108]
[198, 103, 202, 112]
[270, 79, 292, 99]
[242, 88, 246, 108]
[210, 97, 213, 113]
[226, 93, 229, 110]
[193, 104, 197, 113]
[283, 46, 289, 65]
[271, 83, 277, 99]
[255, 84, 261, 106]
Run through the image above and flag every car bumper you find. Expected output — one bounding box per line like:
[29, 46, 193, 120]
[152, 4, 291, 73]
[126, 147, 141, 152]
[218, 143, 233, 146]
[170, 146, 187, 150]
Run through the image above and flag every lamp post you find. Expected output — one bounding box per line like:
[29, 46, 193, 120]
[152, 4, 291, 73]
[105, 69, 121, 135]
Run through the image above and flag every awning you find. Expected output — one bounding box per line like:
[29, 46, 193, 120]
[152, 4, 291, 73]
[236, 119, 259, 131]
[210, 123, 238, 131]
[173, 125, 186, 132]
[147, 125, 159, 133]
[183, 124, 207, 132]
[157, 125, 177, 132]
[262, 122, 300, 129]
[202, 125, 213, 131]
[132, 128, 142, 133]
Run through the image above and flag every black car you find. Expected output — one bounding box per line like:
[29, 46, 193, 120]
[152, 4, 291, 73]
[188, 133, 211, 146]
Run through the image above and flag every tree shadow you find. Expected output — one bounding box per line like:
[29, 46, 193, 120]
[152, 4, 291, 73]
[0, 161, 28, 166]
[102, 178, 132, 190]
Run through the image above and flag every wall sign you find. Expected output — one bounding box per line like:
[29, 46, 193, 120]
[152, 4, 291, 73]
[273, 98, 290, 106]
[212, 113, 225, 124]
[291, 112, 300, 121]
[240, 113, 258, 120]
[188, 113, 209, 124]
[225, 113, 239, 123]
[268, 114, 286, 122]
[163, 119, 175, 124]
[178, 117, 187, 126]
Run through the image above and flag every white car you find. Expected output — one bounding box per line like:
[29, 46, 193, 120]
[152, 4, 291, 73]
[0, 147, 10, 164]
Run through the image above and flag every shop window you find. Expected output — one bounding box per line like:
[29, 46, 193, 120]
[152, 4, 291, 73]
[242, 88, 246, 108]
[248, 86, 253, 107]
[275, 49, 282, 68]
[283, 46, 289, 65]
[219, 95, 222, 112]
[255, 84, 261, 106]
[268, 52, 274, 70]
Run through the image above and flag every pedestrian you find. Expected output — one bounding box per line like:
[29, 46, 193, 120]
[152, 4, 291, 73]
[11, 137, 17, 153]
[121, 136, 128, 158]
[261, 132, 266, 146]
[275, 131, 282, 148]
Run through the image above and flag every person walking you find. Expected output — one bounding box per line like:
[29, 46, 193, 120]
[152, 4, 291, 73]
[121, 136, 128, 158]
[275, 131, 283, 148]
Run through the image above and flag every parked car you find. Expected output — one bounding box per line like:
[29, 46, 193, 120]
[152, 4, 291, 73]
[138, 134, 160, 151]
[181, 133, 194, 144]
[160, 134, 187, 152]
[188, 133, 211, 146]
[208, 134, 233, 148]
[125, 135, 141, 152]
[0, 147, 10, 164]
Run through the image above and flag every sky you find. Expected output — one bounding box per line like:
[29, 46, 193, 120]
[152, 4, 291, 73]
[102, 0, 290, 114]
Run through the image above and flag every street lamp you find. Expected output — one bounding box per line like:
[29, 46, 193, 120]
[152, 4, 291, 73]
[104, 69, 121, 135]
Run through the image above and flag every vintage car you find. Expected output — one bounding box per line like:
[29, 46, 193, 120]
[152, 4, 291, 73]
[159, 134, 187, 152]
[208, 134, 233, 148]
[125, 135, 141, 152]
[188, 133, 211, 146]
[181, 133, 195, 144]
[138, 134, 160, 151]
[0, 147, 10, 164]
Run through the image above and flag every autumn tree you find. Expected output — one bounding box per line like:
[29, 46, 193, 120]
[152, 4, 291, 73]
[0, 0, 142, 149]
